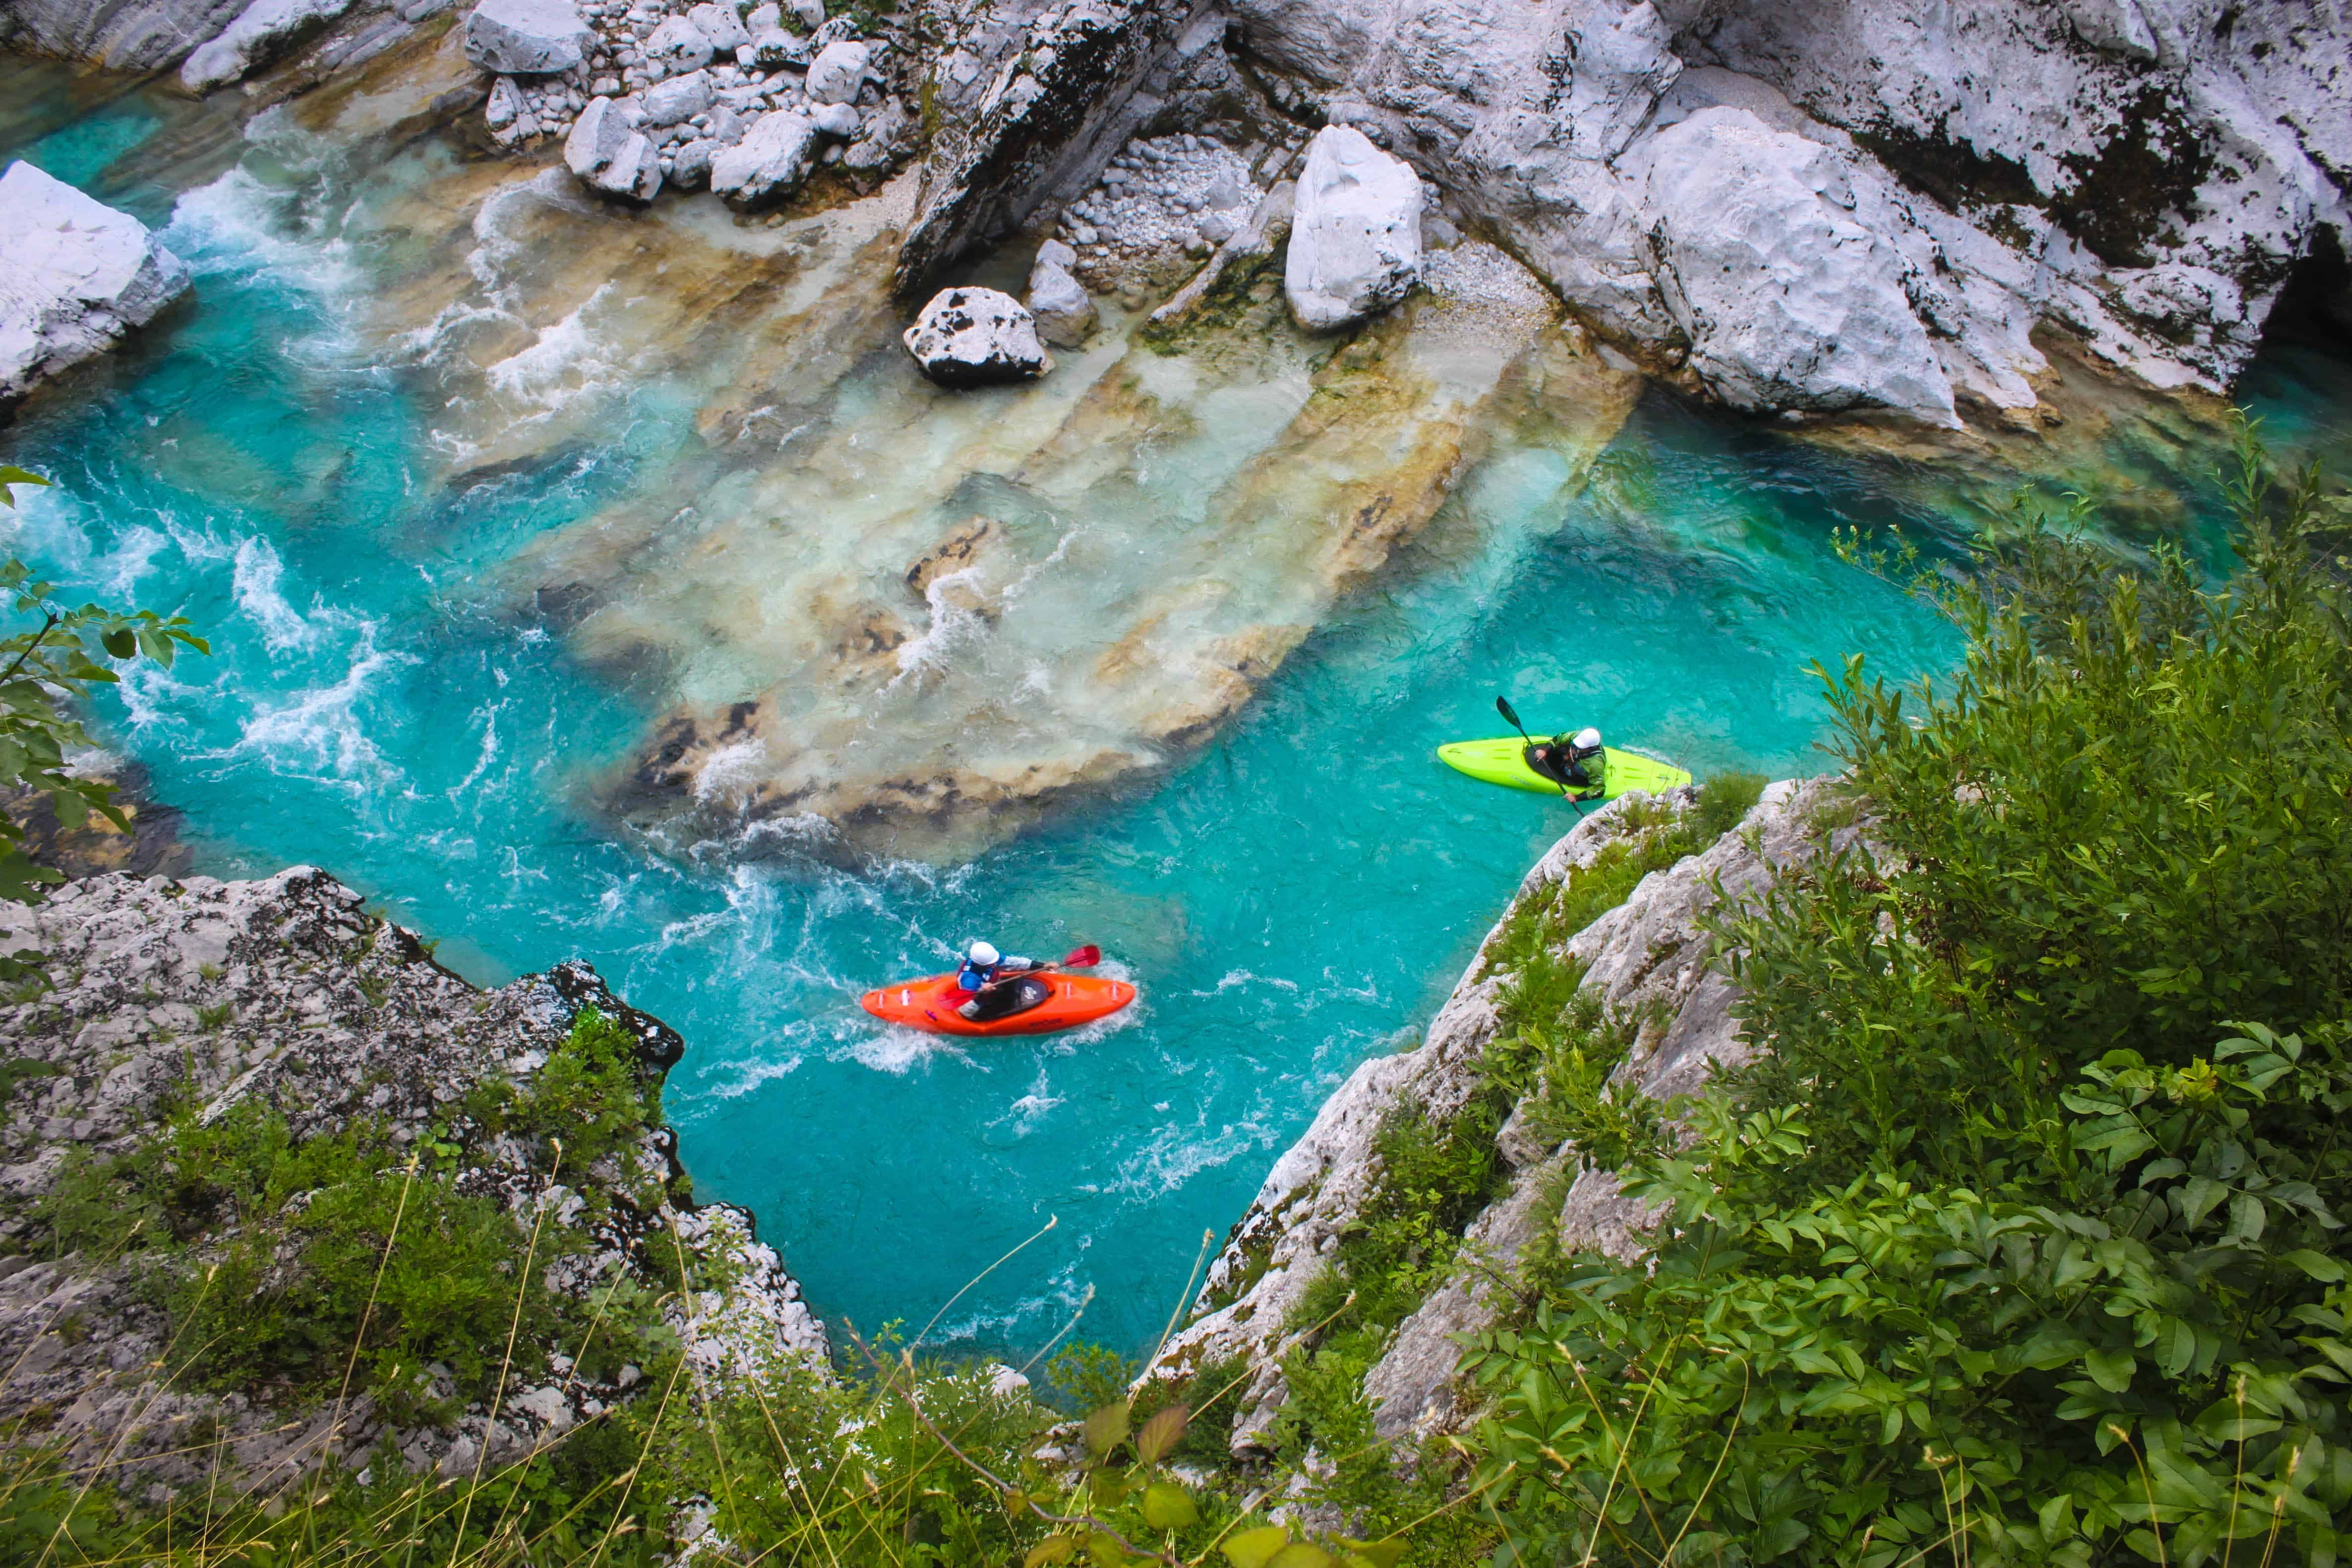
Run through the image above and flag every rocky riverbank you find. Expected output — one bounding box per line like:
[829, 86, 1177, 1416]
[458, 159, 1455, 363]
[0, 865, 824, 1494]
[1145, 776, 1858, 1463]
[1, 2, 2344, 862]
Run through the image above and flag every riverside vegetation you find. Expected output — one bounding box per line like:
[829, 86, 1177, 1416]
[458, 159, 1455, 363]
[0, 421, 2348, 1568]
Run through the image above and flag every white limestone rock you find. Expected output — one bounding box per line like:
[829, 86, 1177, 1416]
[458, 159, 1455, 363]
[179, 0, 355, 90]
[485, 73, 524, 129]
[641, 67, 712, 125]
[670, 137, 720, 187]
[901, 287, 1051, 388]
[462, 0, 588, 75]
[563, 95, 663, 201]
[642, 13, 713, 72]
[0, 162, 190, 411]
[808, 100, 858, 138]
[1283, 125, 1422, 331]
[709, 107, 820, 208]
[803, 38, 867, 103]
[1639, 107, 1959, 427]
[686, 0, 746, 51]
[784, 0, 821, 27]
[1025, 244, 1096, 348]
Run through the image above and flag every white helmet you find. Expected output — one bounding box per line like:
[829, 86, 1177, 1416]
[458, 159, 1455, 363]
[967, 940, 1001, 967]
[1571, 727, 1601, 750]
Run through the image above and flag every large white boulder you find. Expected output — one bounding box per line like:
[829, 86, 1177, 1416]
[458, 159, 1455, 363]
[642, 14, 714, 72]
[709, 108, 820, 208]
[1641, 107, 1958, 427]
[0, 162, 191, 409]
[641, 68, 712, 126]
[563, 96, 663, 201]
[463, 0, 588, 75]
[1025, 240, 1095, 348]
[1283, 125, 1422, 331]
[901, 287, 1051, 388]
[179, 0, 354, 90]
[686, 0, 747, 52]
[803, 38, 867, 104]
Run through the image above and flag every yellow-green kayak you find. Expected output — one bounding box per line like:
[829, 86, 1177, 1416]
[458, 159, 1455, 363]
[1436, 738, 1693, 800]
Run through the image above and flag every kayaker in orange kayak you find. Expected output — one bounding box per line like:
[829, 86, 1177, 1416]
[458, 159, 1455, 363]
[955, 940, 1048, 1023]
[859, 943, 1133, 1037]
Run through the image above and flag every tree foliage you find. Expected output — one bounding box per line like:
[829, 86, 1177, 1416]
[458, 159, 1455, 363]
[0, 466, 206, 965]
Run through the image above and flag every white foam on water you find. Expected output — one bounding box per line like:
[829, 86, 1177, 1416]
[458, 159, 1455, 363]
[888, 564, 996, 691]
[839, 1026, 975, 1077]
[484, 284, 624, 418]
[97, 526, 171, 599]
[932, 1261, 1088, 1348]
[231, 537, 317, 652]
[987, 1065, 1065, 1138]
[702, 1048, 806, 1100]
[692, 735, 770, 804]
[1191, 968, 1301, 997]
[447, 701, 505, 800]
[222, 619, 413, 789]
[1103, 1091, 1278, 1200]
[165, 114, 360, 310]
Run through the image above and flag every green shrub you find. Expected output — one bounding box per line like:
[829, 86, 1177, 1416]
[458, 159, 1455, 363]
[1460, 423, 2352, 1568]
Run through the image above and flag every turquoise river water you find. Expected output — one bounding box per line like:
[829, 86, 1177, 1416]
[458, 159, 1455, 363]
[5, 63, 2349, 1362]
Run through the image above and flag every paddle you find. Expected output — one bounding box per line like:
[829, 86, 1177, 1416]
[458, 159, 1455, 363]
[1059, 944, 1101, 968]
[1495, 694, 1585, 815]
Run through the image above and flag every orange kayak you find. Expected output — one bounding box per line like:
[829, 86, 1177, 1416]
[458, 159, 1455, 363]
[857, 971, 1138, 1037]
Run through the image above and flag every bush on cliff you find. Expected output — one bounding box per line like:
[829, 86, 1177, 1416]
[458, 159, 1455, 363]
[1463, 425, 2352, 1568]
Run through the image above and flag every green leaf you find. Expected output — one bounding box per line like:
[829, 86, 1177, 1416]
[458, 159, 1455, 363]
[1337, 1542, 1405, 1568]
[2284, 1249, 2347, 1282]
[1083, 1401, 1131, 1460]
[99, 627, 137, 660]
[2179, 1176, 2229, 1228]
[0, 468, 49, 507]
[1225, 1526, 1294, 1568]
[1134, 1402, 1188, 1466]
[1141, 1482, 1198, 1531]
[1266, 1546, 1335, 1568]
[1026, 1537, 1078, 1568]
[2085, 1347, 2136, 1392]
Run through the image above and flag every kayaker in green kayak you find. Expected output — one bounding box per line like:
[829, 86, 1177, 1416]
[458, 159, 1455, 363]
[1528, 727, 1605, 792]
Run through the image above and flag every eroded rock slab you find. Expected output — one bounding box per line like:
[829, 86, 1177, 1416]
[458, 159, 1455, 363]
[0, 162, 190, 414]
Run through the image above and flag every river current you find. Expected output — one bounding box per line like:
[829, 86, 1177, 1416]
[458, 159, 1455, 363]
[7, 61, 2348, 1360]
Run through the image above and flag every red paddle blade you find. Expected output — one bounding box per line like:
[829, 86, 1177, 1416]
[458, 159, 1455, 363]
[1062, 944, 1101, 967]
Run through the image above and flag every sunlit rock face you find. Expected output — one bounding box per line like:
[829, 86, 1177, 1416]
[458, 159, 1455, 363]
[0, 162, 191, 412]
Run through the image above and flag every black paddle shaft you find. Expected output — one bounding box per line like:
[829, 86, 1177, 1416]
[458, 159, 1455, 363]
[1495, 693, 1583, 812]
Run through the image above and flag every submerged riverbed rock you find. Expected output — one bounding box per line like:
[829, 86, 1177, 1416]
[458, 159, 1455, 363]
[1284, 125, 1422, 332]
[0, 162, 190, 416]
[901, 286, 1052, 387]
[463, 0, 588, 75]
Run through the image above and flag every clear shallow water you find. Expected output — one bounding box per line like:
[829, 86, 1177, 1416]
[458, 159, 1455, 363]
[6, 71, 2346, 1360]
